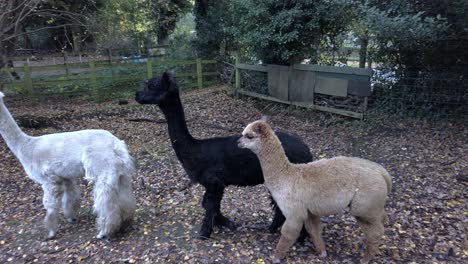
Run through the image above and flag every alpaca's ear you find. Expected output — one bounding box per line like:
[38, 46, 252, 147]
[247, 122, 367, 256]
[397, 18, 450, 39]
[254, 122, 269, 136]
[161, 72, 172, 89]
[0, 91, 4, 99]
[162, 72, 170, 82]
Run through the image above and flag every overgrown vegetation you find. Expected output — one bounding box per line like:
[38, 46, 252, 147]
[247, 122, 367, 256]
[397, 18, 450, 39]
[1, 0, 466, 116]
[190, 0, 466, 118]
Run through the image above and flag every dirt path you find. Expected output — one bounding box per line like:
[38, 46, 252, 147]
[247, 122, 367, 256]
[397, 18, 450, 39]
[0, 87, 466, 263]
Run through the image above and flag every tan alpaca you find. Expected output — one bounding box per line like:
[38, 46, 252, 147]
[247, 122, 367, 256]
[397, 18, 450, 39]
[238, 121, 391, 264]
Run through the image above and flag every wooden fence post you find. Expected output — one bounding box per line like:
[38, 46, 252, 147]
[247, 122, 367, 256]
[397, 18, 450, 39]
[23, 61, 33, 94]
[107, 49, 113, 63]
[196, 58, 203, 89]
[63, 51, 70, 77]
[235, 54, 240, 93]
[89, 61, 98, 99]
[146, 58, 153, 79]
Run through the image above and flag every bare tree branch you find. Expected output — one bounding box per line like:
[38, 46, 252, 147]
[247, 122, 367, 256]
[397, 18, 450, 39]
[1, 23, 89, 42]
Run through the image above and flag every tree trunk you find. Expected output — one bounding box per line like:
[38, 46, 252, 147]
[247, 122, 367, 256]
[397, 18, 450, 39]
[359, 36, 368, 69]
[157, 30, 169, 46]
[0, 48, 6, 88]
[0, 38, 19, 82]
[71, 25, 81, 55]
[0, 46, 6, 70]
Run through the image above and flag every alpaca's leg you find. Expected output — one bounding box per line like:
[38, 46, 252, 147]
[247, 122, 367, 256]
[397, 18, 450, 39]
[269, 196, 285, 233]
[269, 196, 308, 241]
[199, 176, 235, 239]
[200, 190, 217, 239]
[272, 217, 302, 263]
[214, 212, 236, 230]
[92, 174, 122, 239]
[214, 195, 236, 230]
[382, 211, 389, 225]
[356, 216, 384, 264]
[117, 174, 136, 228]
[42, 182, 64, 239]
[62, 179, 80, 223]
[304, 214, 327, 257]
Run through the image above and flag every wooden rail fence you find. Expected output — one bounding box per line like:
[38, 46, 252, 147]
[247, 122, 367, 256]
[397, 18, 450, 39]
[1, 58, 217, 97]
[234, 56, 372, 119]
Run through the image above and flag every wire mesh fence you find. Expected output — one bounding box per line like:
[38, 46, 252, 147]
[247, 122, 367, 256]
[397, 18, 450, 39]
[369, 68, 467, 119]
[222, 35, 467, 121]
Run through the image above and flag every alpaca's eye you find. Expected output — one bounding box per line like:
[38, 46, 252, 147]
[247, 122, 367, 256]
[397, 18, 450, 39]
[245, 134, 254, 139]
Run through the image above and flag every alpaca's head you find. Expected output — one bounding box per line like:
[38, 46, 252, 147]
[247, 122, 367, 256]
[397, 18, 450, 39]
[238, 120, 274, 153]
[0, 91, 4, 100]
[135, 72, 179, 105]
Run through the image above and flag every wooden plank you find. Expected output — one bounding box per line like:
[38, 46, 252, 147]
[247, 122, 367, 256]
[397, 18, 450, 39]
[201, 72, 218, 76]
[89, 61, 98, 98]
[5, 71, 214, 87]
[201, 60, 216, 64]
[315, 76, 348, 97]
[268, 64, 289, 101]
[237, 89, 363, 119]
[289, 70, 315, 102]
[290, 101, 364, 119]
[63, 52, 70, 76]
[12, 59, 200, 71]
[348, 79, 371, 96]
[152, 60, 197, 66]
[236, 63, 268, 72]
[293, 64, 372, 76]
[196, 58, 203, 89]
[237, 89, 289, 104]
[146, 59, 153, 79]
[23, 64, 33, 93]
[235, 55, 241, 91]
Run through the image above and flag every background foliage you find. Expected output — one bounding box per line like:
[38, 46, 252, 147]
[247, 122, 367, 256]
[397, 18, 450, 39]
[1, 0, 466, 118]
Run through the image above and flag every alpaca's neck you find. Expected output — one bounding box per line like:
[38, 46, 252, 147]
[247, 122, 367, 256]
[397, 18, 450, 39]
[159, 94, 195, 151]
[0, 101, 30, 157]
[257, 135, 291, 184]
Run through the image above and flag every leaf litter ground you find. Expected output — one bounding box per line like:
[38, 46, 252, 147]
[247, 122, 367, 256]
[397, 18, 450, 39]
[0, 87, 466, 263]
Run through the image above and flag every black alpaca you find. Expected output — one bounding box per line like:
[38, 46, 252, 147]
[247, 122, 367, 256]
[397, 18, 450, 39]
[135, 72, 313, 239]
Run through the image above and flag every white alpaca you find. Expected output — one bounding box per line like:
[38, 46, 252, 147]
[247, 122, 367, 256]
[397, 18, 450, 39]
[0, 91, 136, 239]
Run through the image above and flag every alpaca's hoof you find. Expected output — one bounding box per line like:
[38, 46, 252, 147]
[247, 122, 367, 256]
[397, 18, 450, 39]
[320, 251, 328, 258]
[198, 233, 210, 240]
[47, 230, 56, 239]
[214, 215, 237, 230]
[271, 255, 282, 264]
[199, 227, 211, 240]
[268, 226, 278, 233]
[66, 218, 77, 224]
[224, 220, 237, 231]
[96, 232, 108, 240]
[272, 251, 285, 263]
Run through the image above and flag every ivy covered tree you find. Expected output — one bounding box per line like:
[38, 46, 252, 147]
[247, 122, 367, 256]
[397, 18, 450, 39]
[192, 0, 237, 59]
[355, 0, 450, 71]
[148, 0, 191, 45]
[93, 0, 191, 51]
[31, 0, 100, 53]
[193, 0, 354, 65]
[93, 0, 150, 51]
